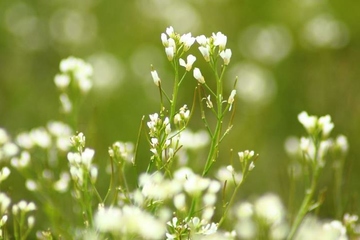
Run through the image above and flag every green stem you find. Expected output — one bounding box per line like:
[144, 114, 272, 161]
[170, 63, 180, 122]
[287, 166, 320, 239]
[218, 180, 243, 227]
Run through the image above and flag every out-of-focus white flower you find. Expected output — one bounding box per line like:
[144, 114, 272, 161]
[302, 14, 349, 49]
[81, 148, 95, 170]
[53, 172, 70, 193]
[2, 142, 19, 158]
[54, 74, 70, 89]
[178, 129, 209, 150]
[140, 172, 181, 200]
[11, 151, 31, 168]
[0, 193, 11, 214]
[239, 25, 292, 64]
[174, 193, 186, 210]
[30, 127, 51, 149]
[183, 174, 210, 196]
[254, 193, 285, 224]
[335, 135, 349, 155]
[216, 165, 242, 184]
[95, 206, 166, 239]
[179, 54, 196, 71]
[0, 167, 10, 183]
[193, 67, 205, 84]
[284, 136, 300, 157]
[318, 115, 334, 137]
[220, 49, 232, 65]
[25, 179, 38, 191]
[298, 111, 317, 134]
[0, 129, 9, 145]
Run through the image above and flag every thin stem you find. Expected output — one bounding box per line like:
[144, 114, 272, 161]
[287, 167, 320, 239]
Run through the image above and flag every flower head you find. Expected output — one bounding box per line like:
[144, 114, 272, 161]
[193, 68, 205, 84]
[220, 49, 232, 65]
[179, 55, 196, 71]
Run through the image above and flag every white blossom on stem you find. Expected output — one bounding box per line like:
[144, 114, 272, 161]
[193, 68, 205, 84]
[179, 55, 196, 71]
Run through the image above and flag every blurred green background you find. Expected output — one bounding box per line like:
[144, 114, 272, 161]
[1, 0, 359, 221]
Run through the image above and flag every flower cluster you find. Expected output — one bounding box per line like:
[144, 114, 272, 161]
[54, 56, 93, 114]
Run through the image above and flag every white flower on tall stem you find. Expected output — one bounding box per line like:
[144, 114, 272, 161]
[193, 68, 205, 84]
[298, 111, 317, 134]
[220, 49, 232, 65]
[166, 26, 175, 38]
[151, 70, 161, 86]
[179, 55, 196, 71]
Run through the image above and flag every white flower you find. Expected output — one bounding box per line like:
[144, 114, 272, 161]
[0, 193, 11, 214]
[30, 128, 51, 149]
[318, 115, 334, 137]
[220, 49, 232, 65]
[0, 167, 10, 183]
[151, 70, 161, 86]
[180, 33, 195, 51]
[254, 193, 285, 224]
[78, 77, 92, 93]
[196, 35, 208, 46]
[335, 135, 348, 154]
[54, 74, 70, 89]
[184, 174, 210, 196]
[193, 67, 205, 84]
[165, 46, 175, 61]
[161, 33, 168, 46]
[199, 46, 210, 62]
[213, 32, 227, 50]
[81, 148, 95, 170]
[0, 128, 9, 145]
[166, 26, 175, 38]
[179, 54, 196, 71]
[298, 111, 317, 134]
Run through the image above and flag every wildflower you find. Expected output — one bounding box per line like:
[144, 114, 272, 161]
[165, 46, 175, 61]
[212, 32, 227, 51]
[150, 70, 161, 86]
[196, 35, 208, 46]
[0, 128, 9, 145]
[179, 54, 196, 71]
[2, 142, 19, 158]
[54, 74, 70, 89]
[335, 135, 349, 154]
[53, 172, 71, 193]
[30, 127, 51, 149]
[198, 46, 210, 62]
[11, 151, 31, 168]
[193, 67, 205, 84]
[166, 26, 175, 38]
[254, 193, 285, 224]
[298, 111, 317, 134]
[161, 33, 168, 46]
[180, 33, 196, 51]
[183, 174, 210, 196]
[0, 193, 11, 214]
[0, 167, 10, 183]
[25, 180, 38, 191]
[174, 193, 186, 210]
[70, 132, 86, 152]
[220, 49, 232, 65]
[318, 114, 334, 137]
